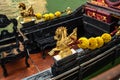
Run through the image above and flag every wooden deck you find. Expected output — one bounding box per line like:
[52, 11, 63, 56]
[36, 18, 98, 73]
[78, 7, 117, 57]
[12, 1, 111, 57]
[0, 51, 54, 80]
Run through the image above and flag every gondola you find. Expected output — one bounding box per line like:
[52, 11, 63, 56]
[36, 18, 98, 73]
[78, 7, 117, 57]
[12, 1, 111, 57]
[1, 0, 120, 79]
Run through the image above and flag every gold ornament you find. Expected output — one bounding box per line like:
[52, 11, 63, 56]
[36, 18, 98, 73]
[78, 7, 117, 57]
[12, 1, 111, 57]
[48, 27, 77, 59]
[55, 11, 61, 17]
[96, 36, 104, 48]
[49, 13, 55, 20]
[35, 13, 42, 19]
[88, 37, 98, 50]
[101, 33, 111, 43]
[43, 14, 49, 21]
[77, 37, 89, 49]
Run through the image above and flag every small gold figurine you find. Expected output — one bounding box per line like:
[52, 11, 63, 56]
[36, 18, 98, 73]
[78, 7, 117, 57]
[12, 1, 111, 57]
[18, 3, 34, 17]
[18, 3, 35, 23]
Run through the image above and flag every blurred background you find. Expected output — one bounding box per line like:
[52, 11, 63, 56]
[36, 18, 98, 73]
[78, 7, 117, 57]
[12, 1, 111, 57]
[0, 0, 87, 32]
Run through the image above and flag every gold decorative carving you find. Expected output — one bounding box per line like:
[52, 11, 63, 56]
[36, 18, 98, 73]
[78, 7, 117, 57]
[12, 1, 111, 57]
[48, 27, 77, 58]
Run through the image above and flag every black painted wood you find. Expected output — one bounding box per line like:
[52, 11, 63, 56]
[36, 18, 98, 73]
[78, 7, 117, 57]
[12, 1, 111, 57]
[0, 17, 30, 77]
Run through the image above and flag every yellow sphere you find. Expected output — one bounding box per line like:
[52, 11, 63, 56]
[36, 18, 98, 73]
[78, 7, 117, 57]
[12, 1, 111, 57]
[49, 13, 55, 20]
[55, 11, 61, 17]
[101, 33, 112, 43]
[96, 36, 104, 48]
[88, 37, 98, 50]
[35, 13, 42, 19]
[43, 14, 49, 21]
[77, 37, 89, 49]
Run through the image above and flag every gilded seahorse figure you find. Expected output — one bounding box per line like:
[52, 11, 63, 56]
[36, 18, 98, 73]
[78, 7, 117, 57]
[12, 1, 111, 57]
[48, 26, 77, 58]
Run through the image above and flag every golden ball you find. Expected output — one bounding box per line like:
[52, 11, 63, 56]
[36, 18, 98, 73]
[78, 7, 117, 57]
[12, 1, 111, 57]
[77, 37, 89, 49]
[43, 14, 49, 21]
[55, 11, 61, 17]
[49, 13, 55, 20]
[101, 33, 112, 43]
[35, 13, 42, 19]
[88, 37, 98, 50]
[96, 36, 104, 48]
